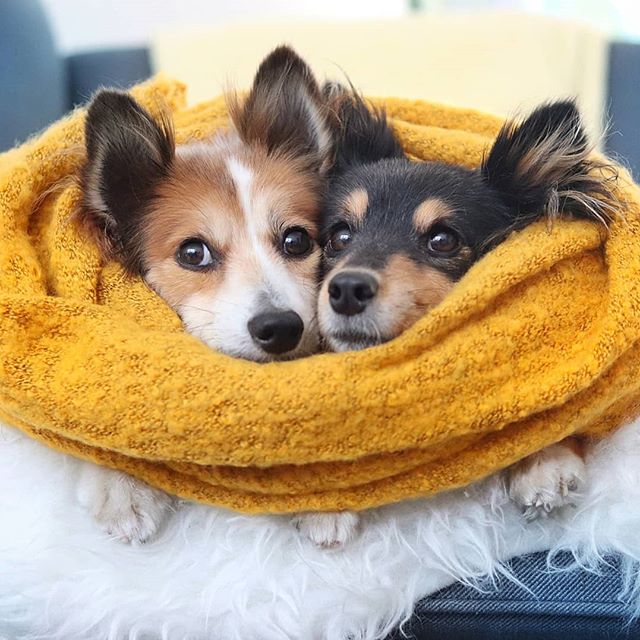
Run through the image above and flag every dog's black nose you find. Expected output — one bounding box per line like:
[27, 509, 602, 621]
[248, 310, 304, 354]
[328, 271, 378, 316]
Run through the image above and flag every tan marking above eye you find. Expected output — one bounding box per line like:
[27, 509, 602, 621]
[412, 198, 453, 234]
[343, 188, 369, 223]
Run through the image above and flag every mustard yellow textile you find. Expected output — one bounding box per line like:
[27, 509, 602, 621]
[1, 76, 639, 514]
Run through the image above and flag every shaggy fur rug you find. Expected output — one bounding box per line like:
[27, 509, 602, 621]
[1, 420, 640, 640]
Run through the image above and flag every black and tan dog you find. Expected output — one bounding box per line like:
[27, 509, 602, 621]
[318, 89, 616, 536]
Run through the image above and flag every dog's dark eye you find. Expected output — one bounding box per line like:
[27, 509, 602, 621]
[282, 227, 312, 257]
[327, 224, 353, 254]
[426, 226, 460, 255]
[176, 239, 215, 270]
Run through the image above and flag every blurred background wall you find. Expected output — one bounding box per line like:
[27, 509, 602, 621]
[39, 0, 407, 53]
[3, 0, 640, 174]
[38, 0, 640, 54]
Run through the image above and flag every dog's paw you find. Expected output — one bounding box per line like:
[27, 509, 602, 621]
[78, 465, 173, 544]
[292, 511, 360, 549]
[507, 443, 586, 521]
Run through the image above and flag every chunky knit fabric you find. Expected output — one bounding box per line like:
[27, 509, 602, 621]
[1, 76, 639, 513]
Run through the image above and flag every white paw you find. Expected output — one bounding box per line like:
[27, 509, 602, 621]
[507, 443, 587, 521]
[292, 511, 360, 548]
[78, 464, 174, 544]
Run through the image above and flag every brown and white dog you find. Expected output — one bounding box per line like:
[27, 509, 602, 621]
[76, 47, 354, 547]
[315, 89, 617, 540]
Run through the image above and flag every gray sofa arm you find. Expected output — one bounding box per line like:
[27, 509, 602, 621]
[606, 42, 640, 178]
[67, 48, 151, 107]
[388, 552, 639, 639]
[0, 0, 66, 151]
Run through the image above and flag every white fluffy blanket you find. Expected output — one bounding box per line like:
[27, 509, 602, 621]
[1, 420, 640, 640]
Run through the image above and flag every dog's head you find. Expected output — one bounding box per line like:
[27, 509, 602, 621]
[81, 47, 332, 362]
[319, 92, 615, 351]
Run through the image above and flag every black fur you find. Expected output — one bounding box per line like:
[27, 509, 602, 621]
[325, 87, 405, 174]
[82, 90, 174, 273]
[481, 100, 613, 224]
[322, 94, 615, 282]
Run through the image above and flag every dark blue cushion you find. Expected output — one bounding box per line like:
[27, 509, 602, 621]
[66, 48, 151, 107]
[606, 42, 640, 179]
[388, 552, 639, 639]
[0, 0, 67, 151]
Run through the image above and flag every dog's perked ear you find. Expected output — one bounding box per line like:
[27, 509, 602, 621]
[480, 100, 616, 228]
[229, 46, 332, 172]
[327, 87, 405, 175]
[81, 90, 175, 272]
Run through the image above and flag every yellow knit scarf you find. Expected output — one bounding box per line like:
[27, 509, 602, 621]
[1, 76, 639, 513]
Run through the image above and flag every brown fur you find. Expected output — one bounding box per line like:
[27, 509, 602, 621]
[140, 132, 322, 312]
[227, 47, 333, 173]
[378, 255, 454, 335]
[318, 254, 454, 345]
[412, 198, 453, 233]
